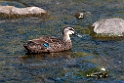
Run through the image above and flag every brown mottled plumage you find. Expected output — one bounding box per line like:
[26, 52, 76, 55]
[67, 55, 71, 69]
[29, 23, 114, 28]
[23, 26, 76, 53]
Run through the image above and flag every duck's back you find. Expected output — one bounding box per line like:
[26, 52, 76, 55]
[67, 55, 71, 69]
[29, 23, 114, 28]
[23, 36, 72, 53]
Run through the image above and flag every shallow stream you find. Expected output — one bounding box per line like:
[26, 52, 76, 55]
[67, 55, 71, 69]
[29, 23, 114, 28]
[0, 0, 124, 83]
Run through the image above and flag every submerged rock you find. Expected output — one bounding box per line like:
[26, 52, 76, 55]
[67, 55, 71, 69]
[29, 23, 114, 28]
[0, 6, 48, 17]
[92, 18, 124, 36]
[87, 68, 109, 79]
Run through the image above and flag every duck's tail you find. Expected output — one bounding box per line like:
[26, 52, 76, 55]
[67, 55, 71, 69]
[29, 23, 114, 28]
[23, 43, 31, 53]
[23, 44, 28, 49]
[23, 42, 43, 54]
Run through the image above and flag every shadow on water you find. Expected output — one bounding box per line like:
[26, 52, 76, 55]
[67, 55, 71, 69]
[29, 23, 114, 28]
[0, 0, 124, 83]
[0, 0, 29, 7]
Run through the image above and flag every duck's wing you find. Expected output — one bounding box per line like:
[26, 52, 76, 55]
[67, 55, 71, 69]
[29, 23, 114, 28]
[28, 36, 64, 45]
[24, 36, 65, 53]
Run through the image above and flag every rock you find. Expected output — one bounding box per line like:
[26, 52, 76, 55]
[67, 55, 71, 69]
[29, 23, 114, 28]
[11, 6, 46, 15]
[75, 12, 91, 19]
[75, 12, 84, 19]
[0, 6, 48, 17]
[0, 6, 13, 14]
[92, 18, 124, 36]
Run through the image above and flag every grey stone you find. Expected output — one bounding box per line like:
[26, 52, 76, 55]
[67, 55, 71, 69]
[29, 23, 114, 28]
[92, 18, 124, 36]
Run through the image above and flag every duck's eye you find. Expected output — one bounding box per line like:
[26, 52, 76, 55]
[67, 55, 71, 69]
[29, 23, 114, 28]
[69, 28, 74, 31]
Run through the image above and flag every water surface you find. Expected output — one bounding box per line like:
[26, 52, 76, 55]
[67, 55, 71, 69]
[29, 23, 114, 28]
[0, 0, 124, 83]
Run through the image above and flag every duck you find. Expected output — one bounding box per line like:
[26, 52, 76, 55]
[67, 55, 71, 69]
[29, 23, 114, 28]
[23, 26, 78, 53]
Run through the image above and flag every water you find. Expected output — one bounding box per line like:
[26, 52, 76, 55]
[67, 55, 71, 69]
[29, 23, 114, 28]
[0, 0, 124, 83]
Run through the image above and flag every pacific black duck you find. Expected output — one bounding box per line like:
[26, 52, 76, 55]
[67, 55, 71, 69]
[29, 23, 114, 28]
[23, 26, 78, 53]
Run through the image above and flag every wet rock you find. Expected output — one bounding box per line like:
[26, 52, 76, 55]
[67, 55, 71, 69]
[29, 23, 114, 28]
[75, 12, 84, 19]
[75, 12, 91, 19]
[0, 6, 48, 17]
[92, 18, 124, 36]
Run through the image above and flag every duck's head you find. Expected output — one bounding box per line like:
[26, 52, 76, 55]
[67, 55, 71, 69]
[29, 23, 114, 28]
[63, 26, 76, 35]
[62, 26, 78, 41]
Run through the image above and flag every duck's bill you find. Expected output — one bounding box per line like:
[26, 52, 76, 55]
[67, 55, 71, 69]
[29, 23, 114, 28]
[73, 32, 83, 38]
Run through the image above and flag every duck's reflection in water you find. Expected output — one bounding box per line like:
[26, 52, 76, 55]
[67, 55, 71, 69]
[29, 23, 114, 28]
[21, 50, 72, 61]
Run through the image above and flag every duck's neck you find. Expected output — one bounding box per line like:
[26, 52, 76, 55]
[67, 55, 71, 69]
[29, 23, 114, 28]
[63, 34, 71, 42]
